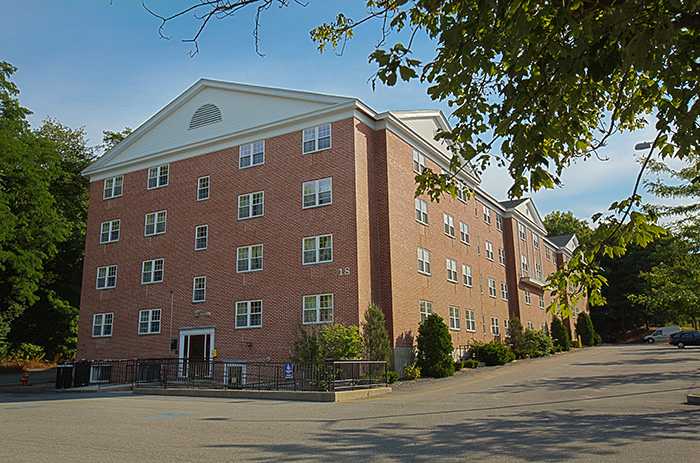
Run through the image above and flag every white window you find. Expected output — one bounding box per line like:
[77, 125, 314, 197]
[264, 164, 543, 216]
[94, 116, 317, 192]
[485, 241, 494, 261]
[533, 235, 540, 249]
[518, 223, 526, 240]
[100, 219, 120, 244]
[480, 274, 484, 294]
[462, 264, 473, 287]
[491, 317, 500, 336]
[418, 248, 431, 275]
[539, 293, 545, 309]
[195, 225, 208, 250]
[92, 313, 113, 337]
[536, 262, 543, 279]
[239, 140, 265, 168]
[525, 288, 531, 305]
[303, 234, 333, 265]
[449, 306, 461, 330]
[413, 150, 426, 173]
[444, 213, 455, 238]
[465, 309, 476, 332]
[141, 259, 164, 284]
[415, 198, 428, 225]
[420, 300, 433, 322]
[236, 300, 262, 328]
[504, 319, 510, 333]
[459, 222, 470, 245]
[138, 309, 161, 334]
[498, 248, 506, 266]
[521, 255, 529, 273]
[145, 211, 167, 236]
[456, 180, 468, 202]
[447, 258, 458, 283]
[103, 175, 123, 199]
[527, 321, 534, 330]
[496, 215, 503, 232]
[238, 191, 264, 219]
[303, 293, 333, 324]
[147, 165, 169, 189]
[192, 276, 206, 303]
[303, 124, 331, 154]
[483, 205, 492, 225]
[237, 244, 263, 273]
[501, 283, 509, 301]
[197, 176, 209, 201]
[96, 265, 117, 289]
[546, 247, 551, 261]
[477, 236, 481, 255]
[488, 278, 497, 298]
[303, 178, 332, 208]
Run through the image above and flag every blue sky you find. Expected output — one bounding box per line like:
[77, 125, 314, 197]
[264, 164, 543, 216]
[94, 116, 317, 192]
[2, 1, 661, 223]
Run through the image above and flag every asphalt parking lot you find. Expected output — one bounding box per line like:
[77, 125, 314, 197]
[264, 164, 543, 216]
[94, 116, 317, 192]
[2, 344, 699, 462]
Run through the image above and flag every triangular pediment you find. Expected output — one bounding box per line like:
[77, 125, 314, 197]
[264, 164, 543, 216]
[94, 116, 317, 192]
[502, 198, 547, 234]
[83, 79, 355, 179]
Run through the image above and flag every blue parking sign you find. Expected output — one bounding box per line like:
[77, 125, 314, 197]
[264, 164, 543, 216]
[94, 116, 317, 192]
[284, 363, 293, 379]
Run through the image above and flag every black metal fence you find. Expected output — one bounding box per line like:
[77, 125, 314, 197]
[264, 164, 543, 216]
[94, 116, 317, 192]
[56, 358, 388, 392]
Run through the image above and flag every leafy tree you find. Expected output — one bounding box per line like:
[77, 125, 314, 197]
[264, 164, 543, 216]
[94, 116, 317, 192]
[415, 313, 454, 378]
[361, 302, 391, 362]
[0, 62, 67, 353]
[102, 127, 132, 151]
[291, 324, 362, 362]
[550, 316, 571, 351]
[544, 211, 593, 242]
[506, 317, 526, 351]
[575, 312, 596, 347]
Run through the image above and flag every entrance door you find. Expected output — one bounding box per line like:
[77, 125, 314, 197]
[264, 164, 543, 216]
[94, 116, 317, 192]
[179, 328, 214, 377]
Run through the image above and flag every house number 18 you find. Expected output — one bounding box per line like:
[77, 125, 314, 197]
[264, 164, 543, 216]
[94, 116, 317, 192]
[339, 267, 351, 276]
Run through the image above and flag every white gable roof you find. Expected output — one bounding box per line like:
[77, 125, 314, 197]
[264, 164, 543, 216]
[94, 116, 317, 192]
[502, 198, 548, 234]
[84, 79, 356, 179]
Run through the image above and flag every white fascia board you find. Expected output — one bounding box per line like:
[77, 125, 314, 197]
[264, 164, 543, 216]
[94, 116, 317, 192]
[502, 204, 549, 236]
[84, 100, 363, 182]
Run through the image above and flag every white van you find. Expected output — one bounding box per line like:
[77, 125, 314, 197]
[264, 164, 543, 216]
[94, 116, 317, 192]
[643, 326, 681, 343]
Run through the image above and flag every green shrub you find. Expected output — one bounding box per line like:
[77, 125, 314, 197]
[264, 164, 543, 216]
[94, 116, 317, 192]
[550, 316, 571, 351]
[463, 359, 479, 369]
[469, 340, 515, 366]
[291, 324, 362, 361]
[362, 303, 392, 361]
[453, 360, 463, 371]
[594, 332, 603, 345]
[403, 364, 421, 379]
[12, 343, 45, 361]
[416, 314, 455, 378]
[507, 317, 526, 350]
[575, 312, 596, 347]
[523, 328, 553, 355]
[387, 370, 399, 383]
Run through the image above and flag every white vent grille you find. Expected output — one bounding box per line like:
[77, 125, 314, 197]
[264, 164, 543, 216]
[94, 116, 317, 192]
[189, 104, 222, 129]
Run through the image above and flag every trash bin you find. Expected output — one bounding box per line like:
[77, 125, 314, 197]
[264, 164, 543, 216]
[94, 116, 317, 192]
[55, 364, 74, 389]
[73, 361, 91, 387]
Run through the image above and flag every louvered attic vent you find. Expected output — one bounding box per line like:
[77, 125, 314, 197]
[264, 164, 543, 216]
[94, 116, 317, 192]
[189, 104, 222, 129]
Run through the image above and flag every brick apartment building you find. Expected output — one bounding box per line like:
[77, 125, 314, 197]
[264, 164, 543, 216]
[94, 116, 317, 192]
[77, 79, 587, 369]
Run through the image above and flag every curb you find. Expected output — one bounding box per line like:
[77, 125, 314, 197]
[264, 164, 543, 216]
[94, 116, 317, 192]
[687, 394, 700, 405]
[132, 386, 392, 402]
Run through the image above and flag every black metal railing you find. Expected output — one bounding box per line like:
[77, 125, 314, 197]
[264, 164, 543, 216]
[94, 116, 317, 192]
[56, 358, 388, 392]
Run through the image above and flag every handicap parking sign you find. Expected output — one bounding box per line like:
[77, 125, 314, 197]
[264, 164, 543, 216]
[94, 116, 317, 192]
[284, 363, 293, 379]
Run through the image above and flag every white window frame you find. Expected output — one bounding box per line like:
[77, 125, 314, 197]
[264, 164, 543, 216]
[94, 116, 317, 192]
[197, 176, 210, 201]
[521, 255, 529, 273]
[195, 225, 208, 250]
[527, 321, 535, 330]
[303, 293, 333, 324]
[483, 205, 492, 225]
[141, 259, 164, 284]
[138, 308, 161, 334]
[462, 264, 473, 287]
[485, 241, 494, 261]
[418, 247, 431, 276]
[546, 247, 551, 261]
[236, 300, 262, 328]
[420, 300, 433, 323]
[415, 198, 428, 225]
[456, 179, 468, 202]
[237, 244, 263, 273]
[536, 262, 543, 280]
[92, 313, 113, 337]
[238, 191, 264, 220]
[496, 215, 503, 232]
[303, 178, 332, 209]
[533, 235, 540, 249]
[239, 140, 265, 169]
[465, 309, 476, 332]
[491, 316, 500, 337]
[147, 165, 169, 190]
[501, 283, 509, 301]
[518, 223, 526, 240]
[303, 234, 333, 265]
[498, 248, 506, 266]
[444, 213, 455, 238]
[145, 211, 167, 236]
[103, 175, 123, 199]
[96, 265, 117, 289]
[449, 306, 461, 331]
[192, 276, 206, 303]
[539, 293, 545, 309]
[459, 222, 470, 245]
[504, 319, 510, 333]
[413, 150, 426, 173]
[525, 288, 532, 305]
[488, 278, 497, 298]
[447, 258, 458, 283]
[100, 219, 120, 244]
[303, 124, 331, 154]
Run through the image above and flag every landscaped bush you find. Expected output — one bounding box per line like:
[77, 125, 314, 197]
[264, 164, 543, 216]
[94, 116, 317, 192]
[416, 314, 455, 378]
[463, 359, 479, 369]
[507, 317, 527, 350]
[523, 328, 553, 356]
[362, 303, 392, 361]
[453, 360, 463, 371]
[550, 316, 571, 351]
[403, 364, 421, 379]
[575, 312, 596, 347]
[387, 370, 399, 383]
[468, 340, 515, 366]
[291, 324, 363, 361]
